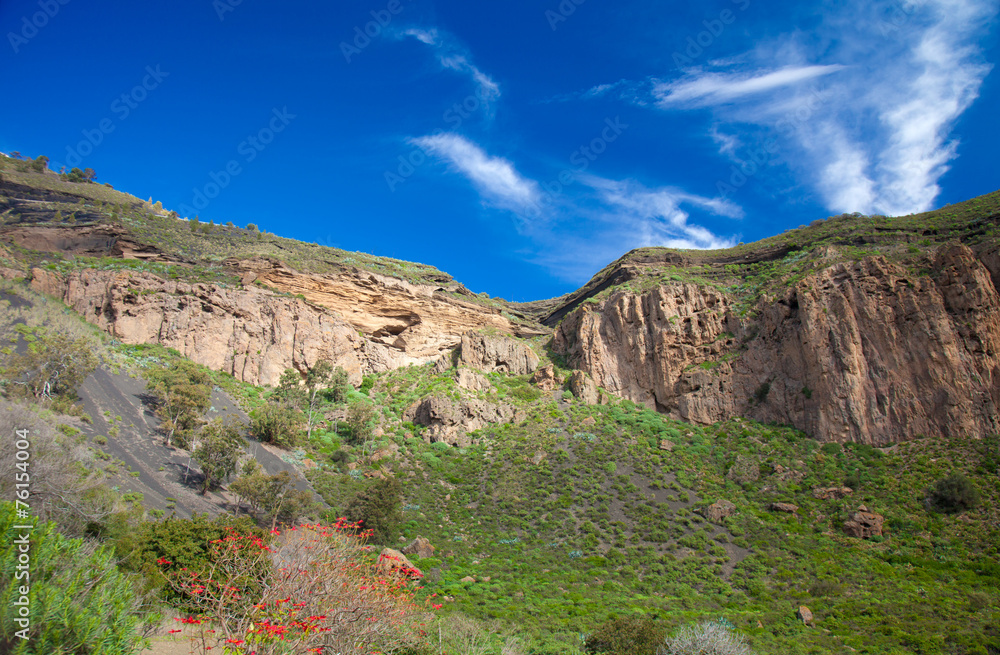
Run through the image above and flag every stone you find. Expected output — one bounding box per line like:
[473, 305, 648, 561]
[813, 486, 854, 500]
[401, 536, 435, 560]
[460, 576, 476, 583]
[659, 439, 674, 451]
[769, 502, 799, 514]
[797, 606, 814, 626]
[455, 368, 491, 392]
[530, 364, 560, 391]
[568, 371, 600, 405]
[377, 548, 422, 579]
[551, 244, 1000, 445]
[843, 509, 884, 539]
[704, 499, 736, 522]
[458, 332, 539, 375]
[403, 396, 519, 448]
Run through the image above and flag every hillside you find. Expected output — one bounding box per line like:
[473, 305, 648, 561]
[1, 155, 1000, 654]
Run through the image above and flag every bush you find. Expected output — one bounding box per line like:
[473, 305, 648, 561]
[660, 621, 753, 655]
[345, 477, 402, 545]
[0, 502, 154, 654]
[585, 615, 664, 655]
[929, 473, 980, 513]
[250, 401, 303, 448]
[193, 419, 245, 493]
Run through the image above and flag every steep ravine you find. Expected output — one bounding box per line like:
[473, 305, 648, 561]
[554, 244, 1000, 444]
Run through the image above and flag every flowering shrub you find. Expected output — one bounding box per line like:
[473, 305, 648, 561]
[158, 518, 431, 654]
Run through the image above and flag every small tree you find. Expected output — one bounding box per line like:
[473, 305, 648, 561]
[83, 167, 97, 182]
[345, 477, 402, 545]
[347, 400, 377, 451]
[146, 360, 212, 448]
[929, 473, 980, 514]
[249, 402, 303, 448]
[193, 420, 245, 494]
[29, 155, 49, 172]
[1, 328, 98, 401]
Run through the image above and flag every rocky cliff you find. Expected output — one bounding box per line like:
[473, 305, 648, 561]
[27, 262, 544, 387]
[554, 244, 1000, 444]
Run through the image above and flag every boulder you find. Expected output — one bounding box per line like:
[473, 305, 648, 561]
[843, 508, 884, 539]
[704, 499, 736, 522]
[404, 396, 519, 447]
[813, 486, 853, 500]
[568, 371, 600, 405]
[377, 548, 422, 579]
[530, 364, 560, 391]
[769, 502, 799, 514]
[401, 536, 435, 560]
[458, 333, 539, 375]
[797, 606, 814, 626]
[659, 439, 675, 451]
[460, 576, 476, 583]
[455, 368, 491, 392]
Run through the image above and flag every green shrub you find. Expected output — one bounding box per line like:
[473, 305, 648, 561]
[585, 615, 664, 655]
[0, 502, 153, 653]
[250, 401, 303, 448]
[345, 477, 402, 545]
[929, 473, 980, 513]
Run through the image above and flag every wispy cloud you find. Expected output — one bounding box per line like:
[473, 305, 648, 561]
[401, 27, 500, 106]
[653, 65, 846, 108]
[571, 0, 995, 216]
[585, 176, 742, 249]
[410, 133, 539, 212]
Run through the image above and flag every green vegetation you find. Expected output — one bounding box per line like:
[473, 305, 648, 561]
[0, 503, 154, 654]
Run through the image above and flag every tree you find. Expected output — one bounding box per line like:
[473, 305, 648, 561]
[345, 477, 402, 545]
[660, 621, 754, 655]
[250, 401, 302, 448]
[347, 400, 377, 451]
[1, 328, 99, 401]
[82, 167, 96, 182]
[193, 419, 245, 494]
[146, 360, 212, 448]
[66, 167, 86, 183]
[586, 615, 664, 655]
[276, 362, 349, 441]
[230, 468, 313, 527]
[929, 473, 980, 514]
[29, 155, 49, 173]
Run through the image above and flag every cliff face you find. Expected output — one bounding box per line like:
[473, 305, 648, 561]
[29, 267, 408, 386]
[554, 244, 1000, 444]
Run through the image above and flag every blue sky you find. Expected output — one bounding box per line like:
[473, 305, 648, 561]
[1, 0, 997, 301]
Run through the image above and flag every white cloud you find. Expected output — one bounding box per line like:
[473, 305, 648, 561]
[653, 65, 846, 107]
[402, 27, 500, 105]
[585, 176, 741, 250]
[410, 133, 540, 212]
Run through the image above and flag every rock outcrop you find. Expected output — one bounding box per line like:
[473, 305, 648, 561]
[554, 245, 1000, 444]
[568, 371, 600, 404]
[530, 364, 561, 391]
[401, 536, 435, 559]
[458, 333, 539, 375]
[843, 507, 884, 538]
[403, 396, 519, 447]
[813, 486, 853, 500]
[377, 548, 422, 579]
[704, 499, 736, 522]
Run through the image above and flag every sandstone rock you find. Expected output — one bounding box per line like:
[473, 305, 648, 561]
[769, 502, 799, 514]
[403, 396, 519, 447]
[553, 245, 1000, 444]
[531, 451, 547, 465]
[704, 499, 736, 522]
[530, 364, 560, 391]
[568, 371, 599, 404]
[843, 509, 884, 539]
[813, 486, 854, 500]
[377, 548, 422, 579]
[455, 368, 491, 392]
[401, 536, 435, 559]
[797, 606, 814, 626]
[659, 439, 674, 451]
[458, 332, 539, 375]
[460, 576, 476, 583]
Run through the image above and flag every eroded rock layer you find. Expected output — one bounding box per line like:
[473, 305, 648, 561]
[554, 245, 1000, 444]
